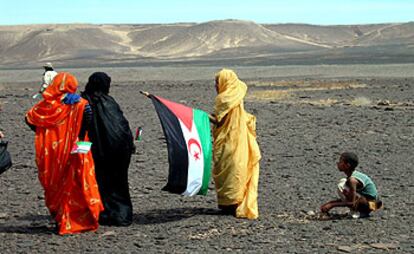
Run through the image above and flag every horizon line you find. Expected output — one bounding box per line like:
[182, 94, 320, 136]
[1, 19, 413, 27]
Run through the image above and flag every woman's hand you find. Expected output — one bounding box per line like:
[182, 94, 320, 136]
[208, 114, 217, 124]
[0, 131, 4, 138]
[62, 93, 81, 105]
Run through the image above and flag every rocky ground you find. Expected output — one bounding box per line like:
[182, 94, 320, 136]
[0, 65, 413, 253]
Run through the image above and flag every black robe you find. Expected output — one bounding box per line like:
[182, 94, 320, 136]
[82, 72, 134, 226]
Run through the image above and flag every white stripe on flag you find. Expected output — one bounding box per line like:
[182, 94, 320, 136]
[178, 119, 204, 196]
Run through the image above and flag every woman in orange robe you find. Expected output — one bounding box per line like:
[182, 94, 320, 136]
[26, 72, 103, 235]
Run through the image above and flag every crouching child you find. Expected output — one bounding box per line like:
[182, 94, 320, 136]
[320, 152, 382, 218]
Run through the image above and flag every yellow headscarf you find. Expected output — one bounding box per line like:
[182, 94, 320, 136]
[213, 69, 261, 219]
[214, 69, 247, 122]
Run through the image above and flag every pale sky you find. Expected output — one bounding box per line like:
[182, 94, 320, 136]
[0, 0, 413, 25]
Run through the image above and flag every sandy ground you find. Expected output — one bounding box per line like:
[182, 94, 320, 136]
[0, 65, 413, 253]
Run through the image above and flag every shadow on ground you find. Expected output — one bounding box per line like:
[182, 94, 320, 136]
[0, 214, 54, 235]
[134, 207, 221, 225]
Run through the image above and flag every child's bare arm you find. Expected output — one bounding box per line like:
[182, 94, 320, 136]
[320, 178, 359, 212]
[321, 200, 352, 213]
[346, 177, 359, 208]
[321, 200, 342, 213]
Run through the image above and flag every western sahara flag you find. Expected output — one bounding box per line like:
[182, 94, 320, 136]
[150, 95, 212, 196]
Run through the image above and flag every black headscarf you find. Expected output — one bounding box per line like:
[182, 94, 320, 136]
[82, 72, 134, 158]
[84, 72, 111, 96]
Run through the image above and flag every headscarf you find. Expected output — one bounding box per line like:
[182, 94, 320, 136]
[84, 72, 111, 96]
[214, 69, 247, 122]
[27, 72, 78, 128]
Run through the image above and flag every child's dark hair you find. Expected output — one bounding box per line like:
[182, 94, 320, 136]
[341, 152, 359, 169]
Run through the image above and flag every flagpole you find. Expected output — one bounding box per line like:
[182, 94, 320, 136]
[140, 91, 150, 97]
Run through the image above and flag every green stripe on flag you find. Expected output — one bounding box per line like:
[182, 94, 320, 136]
[193, 109, 212, 195]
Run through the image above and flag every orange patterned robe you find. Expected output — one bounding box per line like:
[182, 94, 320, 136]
[26, 72, 103, 235]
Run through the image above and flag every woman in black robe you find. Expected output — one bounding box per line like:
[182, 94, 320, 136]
[82, 72, 134, 226]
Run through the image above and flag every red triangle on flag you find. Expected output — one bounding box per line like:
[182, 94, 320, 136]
[155, 96, 193, 131]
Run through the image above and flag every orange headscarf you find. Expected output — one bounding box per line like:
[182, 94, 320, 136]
[26, 72, 103, 235]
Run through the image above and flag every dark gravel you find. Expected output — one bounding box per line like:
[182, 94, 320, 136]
[0, 69, 413, 253]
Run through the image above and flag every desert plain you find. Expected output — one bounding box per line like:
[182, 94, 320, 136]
[0, 63, 413, 253]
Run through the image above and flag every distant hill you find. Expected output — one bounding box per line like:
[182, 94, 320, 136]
[0, 20, 413, 68]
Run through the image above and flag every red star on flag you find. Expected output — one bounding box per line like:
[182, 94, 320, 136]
[194, 152, 200, 160]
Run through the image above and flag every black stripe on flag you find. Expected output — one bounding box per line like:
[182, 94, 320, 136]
[150, 95, 189, 194]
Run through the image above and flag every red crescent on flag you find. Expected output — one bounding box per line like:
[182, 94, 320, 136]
[188, 138, 202, 160]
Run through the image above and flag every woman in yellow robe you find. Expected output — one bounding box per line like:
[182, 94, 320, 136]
[212, 69, 261, 219]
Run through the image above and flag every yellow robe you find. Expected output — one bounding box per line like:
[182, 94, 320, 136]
[213, 69, 261, 219]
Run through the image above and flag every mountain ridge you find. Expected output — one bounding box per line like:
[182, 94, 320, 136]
[0, 20, 413, 67]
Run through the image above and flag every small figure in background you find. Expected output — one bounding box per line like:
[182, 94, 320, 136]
[42, 62, 58, 88]
[33, 62, 58, 98]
